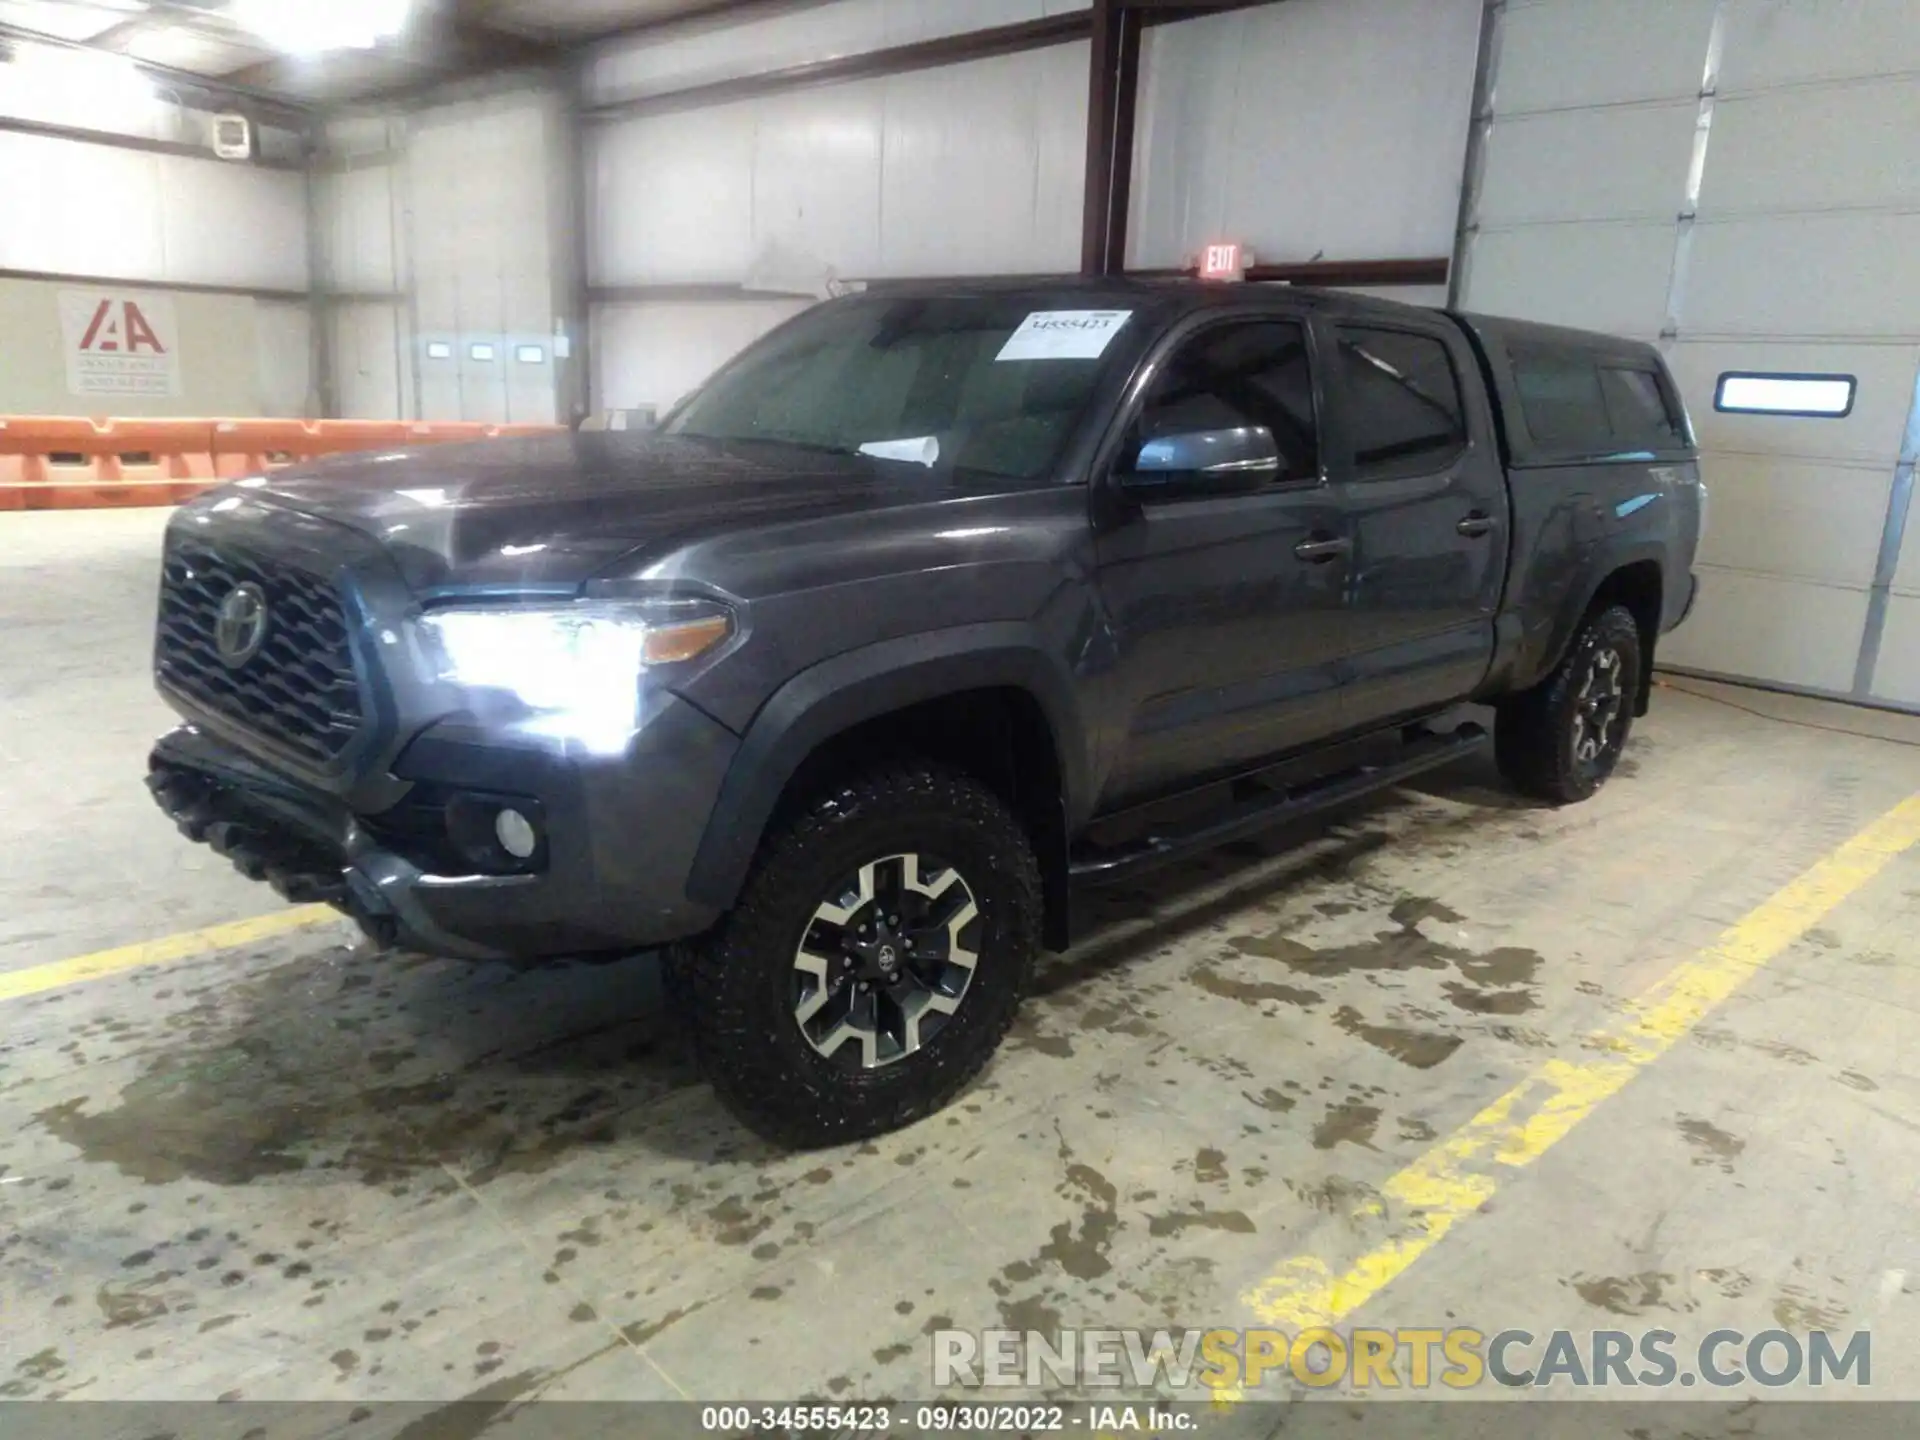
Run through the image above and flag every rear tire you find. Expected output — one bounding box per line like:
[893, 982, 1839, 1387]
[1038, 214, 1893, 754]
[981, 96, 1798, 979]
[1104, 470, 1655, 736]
[666, 761, 1040, 1148]
[1495, 604, 1643, 805]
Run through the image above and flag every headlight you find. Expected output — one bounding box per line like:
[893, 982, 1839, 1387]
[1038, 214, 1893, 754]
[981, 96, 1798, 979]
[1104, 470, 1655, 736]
[419, 602, 732, 747]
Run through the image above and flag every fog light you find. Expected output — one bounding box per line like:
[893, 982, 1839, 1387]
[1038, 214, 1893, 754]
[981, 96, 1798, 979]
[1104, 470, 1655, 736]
[495, 807, 538, 860]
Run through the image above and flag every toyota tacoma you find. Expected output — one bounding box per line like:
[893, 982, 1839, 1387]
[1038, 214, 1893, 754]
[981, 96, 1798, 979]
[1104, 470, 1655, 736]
[147, 279, 1703, 1145]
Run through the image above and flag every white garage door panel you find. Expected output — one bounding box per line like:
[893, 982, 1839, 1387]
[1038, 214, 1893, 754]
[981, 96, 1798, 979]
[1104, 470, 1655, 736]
[1476, 104, 1698, 226]
[1495, 0, 1717, 112]
[1684, 213, 1920, 338]
[1893, 502, 1920, 597]
[1693, 453, 1892, 588]
[1718, 0, 1920, 94]
[1660, 569, 1870, 694]
[1465, 223, 1675, 338]
[1703, 80, 1920, 218]
[1666, 342, 1919, 466]
[332, 303, 407, 420]
[1869, 596, 1920, 705]
[594, 298, 814, 414]
[751, 85, 885, 283]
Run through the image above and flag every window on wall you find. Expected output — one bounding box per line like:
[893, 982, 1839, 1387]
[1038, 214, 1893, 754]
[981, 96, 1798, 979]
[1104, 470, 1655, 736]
[1336, 327, 1468, 479]
[1714, 372, 1856, 418]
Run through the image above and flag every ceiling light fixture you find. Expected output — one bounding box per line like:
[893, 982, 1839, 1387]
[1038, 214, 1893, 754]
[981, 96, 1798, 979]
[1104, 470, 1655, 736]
[228, 0, 415, 56]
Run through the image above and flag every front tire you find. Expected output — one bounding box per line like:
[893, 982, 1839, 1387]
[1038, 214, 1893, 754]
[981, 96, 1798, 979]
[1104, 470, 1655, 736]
[668, 762, 1041, 1147]
[1495, 604, 1644, 805]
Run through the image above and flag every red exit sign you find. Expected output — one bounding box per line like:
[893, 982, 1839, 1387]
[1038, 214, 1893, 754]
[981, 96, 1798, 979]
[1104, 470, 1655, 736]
[1199, 242, 1246, 281]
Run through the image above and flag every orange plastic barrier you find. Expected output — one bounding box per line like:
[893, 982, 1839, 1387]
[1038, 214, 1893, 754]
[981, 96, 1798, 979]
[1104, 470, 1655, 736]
[209, 419, 539, 476]
[0, 417, 219, 509]
[211, 419, 325, 477]
[3, 415, 564, 510]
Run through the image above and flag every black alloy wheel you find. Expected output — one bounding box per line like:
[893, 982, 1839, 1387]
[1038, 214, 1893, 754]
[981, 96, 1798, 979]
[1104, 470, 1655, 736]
[666, 762, 1040, 1147]
[790, 853, 982, 1069]
[1495, 603, 1645, 804]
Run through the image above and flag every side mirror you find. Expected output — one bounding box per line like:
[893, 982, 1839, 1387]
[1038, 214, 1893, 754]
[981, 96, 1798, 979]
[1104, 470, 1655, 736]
[1117, 425, 1282, 499]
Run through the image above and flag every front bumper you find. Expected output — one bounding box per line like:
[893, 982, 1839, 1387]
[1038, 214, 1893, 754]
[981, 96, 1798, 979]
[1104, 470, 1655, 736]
[148, 692, 738, 961]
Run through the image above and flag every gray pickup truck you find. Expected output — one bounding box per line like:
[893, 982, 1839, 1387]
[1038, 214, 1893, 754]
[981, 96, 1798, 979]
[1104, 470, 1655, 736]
[147, 279, 1703, 1144]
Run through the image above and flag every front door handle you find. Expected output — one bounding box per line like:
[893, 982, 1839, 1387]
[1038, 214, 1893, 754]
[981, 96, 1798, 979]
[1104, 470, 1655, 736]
[1456, 513, 1495, 538]
[1293, 534, 1352, 563]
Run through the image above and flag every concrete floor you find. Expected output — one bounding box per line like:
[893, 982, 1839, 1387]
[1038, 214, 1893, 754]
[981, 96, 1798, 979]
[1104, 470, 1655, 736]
[4, 508, 1920, 1426]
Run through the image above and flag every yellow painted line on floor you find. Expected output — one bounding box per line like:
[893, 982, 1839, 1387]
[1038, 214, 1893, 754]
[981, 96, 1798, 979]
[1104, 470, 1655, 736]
[0, 906, 337, 1005]
[1243, 791, 1920, 1332]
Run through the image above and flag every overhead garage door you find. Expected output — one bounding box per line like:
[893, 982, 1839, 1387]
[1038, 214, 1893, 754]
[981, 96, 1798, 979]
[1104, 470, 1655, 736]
[1459, 0, 1920, 710]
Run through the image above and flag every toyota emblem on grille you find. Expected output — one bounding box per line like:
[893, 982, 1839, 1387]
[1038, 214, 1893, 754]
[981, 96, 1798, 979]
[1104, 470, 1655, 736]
[214, 583, 270, 667]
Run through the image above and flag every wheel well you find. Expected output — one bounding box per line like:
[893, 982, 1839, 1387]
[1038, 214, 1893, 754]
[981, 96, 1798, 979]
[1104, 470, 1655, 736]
[772, 687, 1072, 950]
[1586, 560, 1663, 714]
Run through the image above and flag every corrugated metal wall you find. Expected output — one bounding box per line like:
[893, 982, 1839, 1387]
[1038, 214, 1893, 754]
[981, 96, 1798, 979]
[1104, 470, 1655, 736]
[584, 0, 1481, 414]
[320, 91, 568, 425]
[1129, 0, 1481, 270]
[0, 87, 311, 416]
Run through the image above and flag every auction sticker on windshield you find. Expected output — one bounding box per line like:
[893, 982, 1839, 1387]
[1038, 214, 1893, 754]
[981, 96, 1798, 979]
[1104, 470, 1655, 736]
[996, 310, 1132, 362]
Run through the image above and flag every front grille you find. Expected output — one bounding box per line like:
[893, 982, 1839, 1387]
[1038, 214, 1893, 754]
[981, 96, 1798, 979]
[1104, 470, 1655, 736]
[157, 543, 364, 762]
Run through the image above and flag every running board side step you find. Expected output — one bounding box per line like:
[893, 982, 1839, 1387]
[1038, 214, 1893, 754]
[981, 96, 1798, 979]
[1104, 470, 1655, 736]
[1067, 723, 1490, 884]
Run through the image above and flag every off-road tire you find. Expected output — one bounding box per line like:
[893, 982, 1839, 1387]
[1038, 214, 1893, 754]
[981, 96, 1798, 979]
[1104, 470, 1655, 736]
[1495, 604, 1644, 805]
[666, 762, 1041, 1147]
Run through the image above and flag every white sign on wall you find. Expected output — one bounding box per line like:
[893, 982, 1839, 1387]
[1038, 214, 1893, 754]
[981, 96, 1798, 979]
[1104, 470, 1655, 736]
[57, 289, 183, 398]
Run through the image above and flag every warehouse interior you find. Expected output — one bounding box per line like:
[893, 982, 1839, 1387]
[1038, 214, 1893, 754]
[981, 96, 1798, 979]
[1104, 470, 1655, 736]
[3, 0, 1920, 1428]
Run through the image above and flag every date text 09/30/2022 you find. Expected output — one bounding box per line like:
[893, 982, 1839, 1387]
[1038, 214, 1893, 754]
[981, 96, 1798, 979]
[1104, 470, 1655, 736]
[699, 1404, 1193, 1434]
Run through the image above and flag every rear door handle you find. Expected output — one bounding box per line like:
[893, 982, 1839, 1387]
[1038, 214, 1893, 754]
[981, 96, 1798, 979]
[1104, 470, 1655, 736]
[1293, 534, 1352, 563]
[1456, 513, 1495, 538]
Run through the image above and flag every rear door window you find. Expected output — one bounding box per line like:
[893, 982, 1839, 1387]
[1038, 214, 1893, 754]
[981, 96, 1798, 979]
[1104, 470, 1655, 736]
[1335, 327, 1469, 480]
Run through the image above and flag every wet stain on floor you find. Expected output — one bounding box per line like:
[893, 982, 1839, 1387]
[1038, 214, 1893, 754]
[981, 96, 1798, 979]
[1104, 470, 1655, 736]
[1208, 892, 1544, 1057]
[1144, 1206, 1256, 1237]
[1772, 1284, 1848, 1331]
[1311, 1097, 1381, 1151]
[1677, 1116, 1746, 1172]
[1331, 1006, 1463, 1069]
[1187, 963, 1321, 1009]
[1569, 1272, 1691, 1316]
[1034, 1163, 1121, 1281]
[1440, 980, 1535, 1015]
[28, 954, 697, 1192]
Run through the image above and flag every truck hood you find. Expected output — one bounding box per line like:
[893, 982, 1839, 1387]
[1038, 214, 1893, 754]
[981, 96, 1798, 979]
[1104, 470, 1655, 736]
[243, 432, 1016, 593]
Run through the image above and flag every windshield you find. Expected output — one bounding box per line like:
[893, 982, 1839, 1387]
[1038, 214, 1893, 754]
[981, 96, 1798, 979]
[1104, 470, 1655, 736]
[665, 296, 1135, 482]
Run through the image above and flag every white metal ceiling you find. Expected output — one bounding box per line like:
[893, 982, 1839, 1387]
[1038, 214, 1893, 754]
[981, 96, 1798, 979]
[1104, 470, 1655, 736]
[0, 0, 771, 103]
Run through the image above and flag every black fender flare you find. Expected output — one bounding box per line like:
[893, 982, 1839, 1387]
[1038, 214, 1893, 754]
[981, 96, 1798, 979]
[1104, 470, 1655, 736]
[1495, 543, 1668, 701]
[683, 624, 1087, 929]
